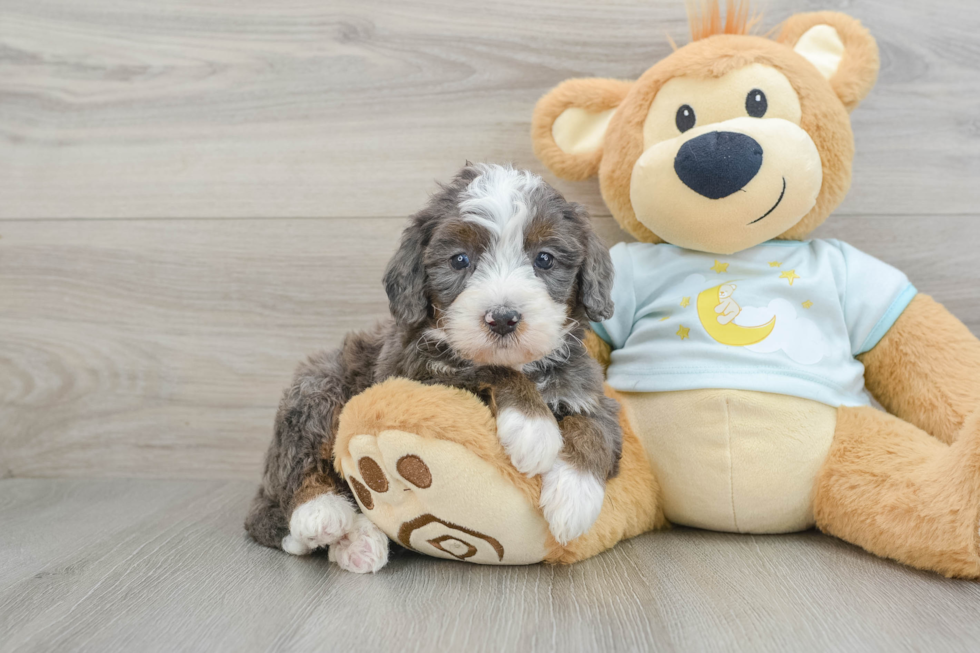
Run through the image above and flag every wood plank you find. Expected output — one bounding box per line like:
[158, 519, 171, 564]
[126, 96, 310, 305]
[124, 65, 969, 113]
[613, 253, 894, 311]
[0, 218, 397, 479]
[2, 0, 980, 219]
[1, 478, 979, 652]
[1, 215, 979, 479]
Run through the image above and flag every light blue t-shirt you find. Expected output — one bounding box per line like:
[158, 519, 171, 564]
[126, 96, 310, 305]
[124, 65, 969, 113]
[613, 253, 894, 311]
[591, 240, 917, 407]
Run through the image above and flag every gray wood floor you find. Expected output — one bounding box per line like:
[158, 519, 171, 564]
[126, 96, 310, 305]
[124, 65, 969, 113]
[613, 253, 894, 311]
[2, 479, 980, 653]
[2, 0, 980, 650]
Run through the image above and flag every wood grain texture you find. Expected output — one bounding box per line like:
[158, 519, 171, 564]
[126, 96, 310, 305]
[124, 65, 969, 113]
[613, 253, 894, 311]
[2, 1, 980, 647]
[1, 478, 979, 653]
[1, 0, 979, 481]
[2, 0, 980, 219]
[2, 215, 979, 479]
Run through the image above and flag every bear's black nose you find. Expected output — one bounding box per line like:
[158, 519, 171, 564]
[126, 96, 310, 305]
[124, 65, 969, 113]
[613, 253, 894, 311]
[674, 131, 763, 200]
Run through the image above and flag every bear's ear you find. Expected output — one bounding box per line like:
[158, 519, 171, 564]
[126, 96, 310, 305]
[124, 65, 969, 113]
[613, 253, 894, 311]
[531, 78, 632, 181]
[777, 12, 880, 112]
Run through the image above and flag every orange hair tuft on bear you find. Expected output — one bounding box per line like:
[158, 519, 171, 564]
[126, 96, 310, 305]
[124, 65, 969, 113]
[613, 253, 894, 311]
[686, 0, 761, 41]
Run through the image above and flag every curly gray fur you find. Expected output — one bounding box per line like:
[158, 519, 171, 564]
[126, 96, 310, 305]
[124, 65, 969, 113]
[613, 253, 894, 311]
[245, 163, 620, 549]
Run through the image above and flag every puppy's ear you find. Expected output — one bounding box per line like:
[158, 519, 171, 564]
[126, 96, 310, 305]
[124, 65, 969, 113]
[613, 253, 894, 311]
[572, 204, 615, 322]
[383, 214, 432, 327]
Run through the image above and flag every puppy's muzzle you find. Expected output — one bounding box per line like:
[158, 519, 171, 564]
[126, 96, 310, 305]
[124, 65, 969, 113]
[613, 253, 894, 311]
[485, 308, 522, 336]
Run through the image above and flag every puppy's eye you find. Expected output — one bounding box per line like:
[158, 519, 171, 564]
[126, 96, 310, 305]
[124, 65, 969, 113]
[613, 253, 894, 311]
[676, 104, 696, 133]
[746, 89, 767, 118]
[449, 253, 470, 270]
[534, 252, 555, 270]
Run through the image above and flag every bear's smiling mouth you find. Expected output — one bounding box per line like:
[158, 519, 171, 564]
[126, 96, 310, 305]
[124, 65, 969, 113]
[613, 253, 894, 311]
[748, 177, 787, 225]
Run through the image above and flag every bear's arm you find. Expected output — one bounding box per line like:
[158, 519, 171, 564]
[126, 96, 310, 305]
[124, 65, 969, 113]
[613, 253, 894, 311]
[584, 330, 612, 373]
[859, 294, 980, 444]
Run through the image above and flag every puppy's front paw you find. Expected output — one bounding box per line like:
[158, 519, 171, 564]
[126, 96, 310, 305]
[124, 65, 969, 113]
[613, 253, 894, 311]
[329, 514, 389, 574]
[282, 493, 356, 556]
[496, 407, 562, 476]
[540, 460, 605, 545]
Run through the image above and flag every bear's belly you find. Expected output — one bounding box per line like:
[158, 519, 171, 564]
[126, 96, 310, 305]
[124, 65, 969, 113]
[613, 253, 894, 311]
[618, 389, 837, 533]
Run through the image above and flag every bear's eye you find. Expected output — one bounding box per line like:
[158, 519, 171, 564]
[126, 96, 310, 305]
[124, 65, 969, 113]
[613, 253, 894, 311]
[534, 252, 555, 270]
[450, 253, 470, 270]
[675, 104, 696, 133]
[746, 89, 767, 118]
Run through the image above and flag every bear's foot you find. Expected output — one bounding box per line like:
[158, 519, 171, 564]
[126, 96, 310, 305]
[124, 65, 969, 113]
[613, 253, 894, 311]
[338, 428, 554, 565]
[332, 378, 666, 566]
[816, 406, 980, 578]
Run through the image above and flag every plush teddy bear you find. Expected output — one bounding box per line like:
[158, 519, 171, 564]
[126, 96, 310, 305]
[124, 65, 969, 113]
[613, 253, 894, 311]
[333, 4, 980, 577]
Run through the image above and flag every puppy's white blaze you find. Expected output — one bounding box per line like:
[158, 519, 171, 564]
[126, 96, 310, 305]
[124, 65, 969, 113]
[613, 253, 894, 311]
[540, 459, 605, 545]
[287, 492, 356, 553]
[496, 407, 563, 476]
[461, 163, 540, 285]
[459, 163, 542, 237]
[328, 513, 389, 574]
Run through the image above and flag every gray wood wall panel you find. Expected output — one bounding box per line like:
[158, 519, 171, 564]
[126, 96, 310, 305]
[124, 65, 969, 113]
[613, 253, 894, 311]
[2, 0, 980, 219]
[2, 215, 978, 479]
[1, 2, 979, 478]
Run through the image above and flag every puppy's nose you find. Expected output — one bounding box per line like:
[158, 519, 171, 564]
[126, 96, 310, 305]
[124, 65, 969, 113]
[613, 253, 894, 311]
[486, 309, 521, 336]
[674, 131, 763, 200]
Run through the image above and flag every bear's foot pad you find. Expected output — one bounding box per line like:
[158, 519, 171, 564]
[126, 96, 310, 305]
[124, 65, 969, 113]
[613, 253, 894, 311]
[339, 429, 553, 565]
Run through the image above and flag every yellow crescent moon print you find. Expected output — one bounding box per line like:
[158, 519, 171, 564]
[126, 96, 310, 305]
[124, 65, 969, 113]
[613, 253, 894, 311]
[696, 285, 776, 346]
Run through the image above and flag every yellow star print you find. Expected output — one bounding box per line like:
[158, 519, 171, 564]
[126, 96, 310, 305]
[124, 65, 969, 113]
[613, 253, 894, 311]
[677, 325, 690, 340]
[710, 260, 729, 274]
[659, 315, 670, 321]
[769, 261, 782, 267]
[802, 300, 813, 309]
[779, 269, 800, 286]
[680, 296, 690, 308]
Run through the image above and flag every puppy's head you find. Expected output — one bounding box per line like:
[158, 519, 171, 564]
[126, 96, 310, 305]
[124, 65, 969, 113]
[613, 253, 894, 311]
[384, 163, 614, 367]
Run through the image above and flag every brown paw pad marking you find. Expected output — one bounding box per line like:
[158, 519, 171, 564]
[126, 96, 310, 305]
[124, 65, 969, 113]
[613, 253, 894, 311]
[428, 535, 477, 560]
[350, 453, 431, 510]
[349, 477, 374, 510]
[396, 455, 432, 488]
[398, 514, 504, 562]
[358, 457, 388, 493]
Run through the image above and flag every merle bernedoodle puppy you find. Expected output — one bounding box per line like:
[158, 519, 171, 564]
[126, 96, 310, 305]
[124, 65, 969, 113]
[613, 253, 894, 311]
[246, 163, 622, 573]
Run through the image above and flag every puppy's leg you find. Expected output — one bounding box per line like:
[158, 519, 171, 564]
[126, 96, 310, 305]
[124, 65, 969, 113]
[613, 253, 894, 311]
[282, 471, 356, 556]
[328, 513, 391, 574]
[245, 348, 353, 552]
[540, 396, 623, 544]
[244, 485, 289, 549]
[289, 475, 389, 574]
[477, 368, 563, 477]
[245, 345, 389, 572]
